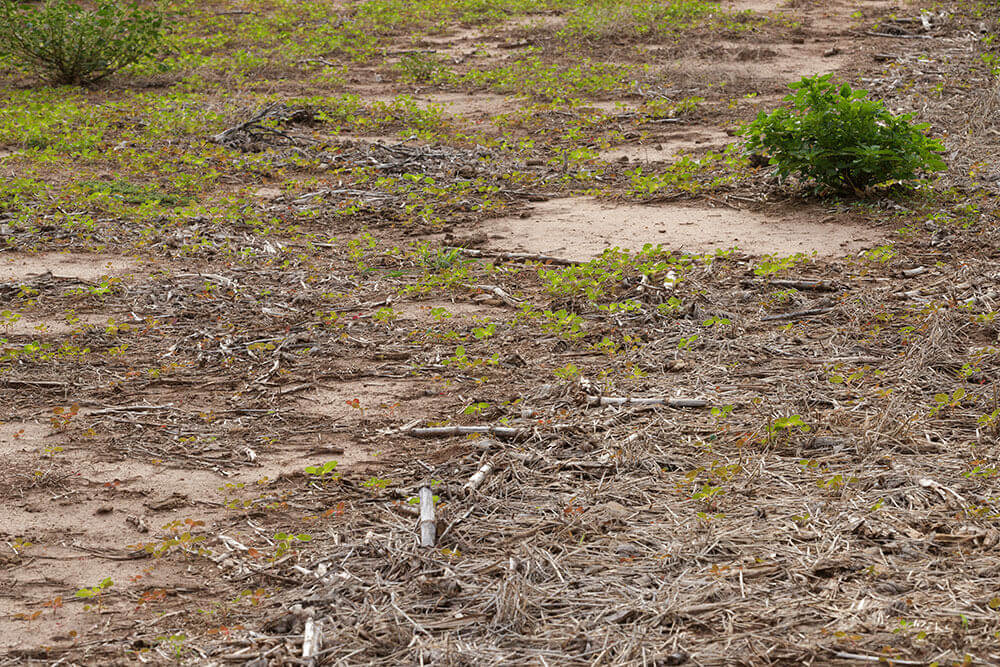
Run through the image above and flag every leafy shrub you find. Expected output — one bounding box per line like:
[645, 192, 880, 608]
[0, 0, 164, 85]
[738, 74, 946, 195]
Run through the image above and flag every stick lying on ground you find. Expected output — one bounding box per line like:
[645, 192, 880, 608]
[418, 487, 436, 548]
[586, 396, 709, 408]
[464, 462, 494, 492]
[449, 247, 578, 266]
[761, 306, 834, 322]
[405, 425, 523, 439]
[302, 615, 322, 662]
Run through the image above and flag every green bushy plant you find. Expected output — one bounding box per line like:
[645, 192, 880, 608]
[0, 0, 164, 85]
[738, 74, 945, 195]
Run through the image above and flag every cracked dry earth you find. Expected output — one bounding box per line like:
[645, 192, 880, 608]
[4, 0, 1000, 664]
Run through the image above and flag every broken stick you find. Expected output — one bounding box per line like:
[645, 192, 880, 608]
[464, 462, 494, 492]
[419, 487, 436, 548]
[586, 396, 709, 408]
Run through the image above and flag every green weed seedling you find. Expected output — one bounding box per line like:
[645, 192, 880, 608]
[132, 519, 207, 558]
[362, 477, 392, 492]
[304, 460, 340, 480]
[929, 388, 965, 417]
[710, 404, 733, 421]
[462, 402, 489, 417]
[373, 307, 398, 324]
[754, 252, 807, 277]
[76, 577, 113, 611]
[471, 323, 495, 340]
[407, 493, 440, 505]
[977, 409, 1000, 435]
[541, 309, 586, 340]
[691, 484, 723, 502]
[273, 532, 312, 558]
[770, 414, 810, 433]
[0, 309, 21, 327]
[154, 634, 188, 661]
[554, 363, 581, 380]
[678, 334, 699, 350]
[763, 414, 811, 446]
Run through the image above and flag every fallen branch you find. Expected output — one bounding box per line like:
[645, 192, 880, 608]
[761, 306, 834, 322]
[404, 425, 523, 439]
[90, 404, 179, 415]
[918, 477, 968, 504]
[865, 30, 933, 39]
[586, 396, 709, 408]
[832, 652, 924, 665]
[473, 284, 523, 307]
[449, 247, 578, 266]
[464, 462, 494, 492]
[765, 279, 839, 292]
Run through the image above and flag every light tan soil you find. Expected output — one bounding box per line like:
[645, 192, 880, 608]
[487, 197, 879, 260]
[0, 253, 141, 283]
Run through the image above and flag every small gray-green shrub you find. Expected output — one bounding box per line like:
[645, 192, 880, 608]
[0, 0, 164, 85]
[739, 74, 946, 195]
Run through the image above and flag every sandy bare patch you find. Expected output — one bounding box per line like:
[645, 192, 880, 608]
[0, 457, 224, 651]
[0, 253, 140, 283]
[0, 538, 192, 652]
[0, 420, 57, 457]
[416, 27, 510, 59]
[394, 299, 505, 324]
[502, 13, 564, 32]
[0, 428, 374, 652]
[255, 435, 371, 479]
[426, 92, 518, 119]
[602, 128, 733, 163]
[297, 378, 460, 422]
[369, 91, 515, 119]
[486, 197, 880, 260]
[655, 41, 848, 91]
[1, 312, 108, 337]
[723, 0, 787, 12]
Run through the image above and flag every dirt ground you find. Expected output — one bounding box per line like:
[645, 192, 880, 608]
[3, 0, 1000, 664]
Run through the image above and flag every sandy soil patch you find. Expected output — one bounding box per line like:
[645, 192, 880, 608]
[1, 312, 109, 337]
[723, 0, 786, 12]
[602, 128, 733, 163]
[654, 42, 849, 93]
[0, 420, 57, 456]
[487, 197, 880, 260]
[368, 91, 515, 119]
[0, 253, 140, 283]
[297, 378, 461, 422]
[394, 299, 506, 324]
[0, 423, 368, 651]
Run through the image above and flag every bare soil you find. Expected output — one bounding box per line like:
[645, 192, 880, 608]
[486, 197, 879, 259]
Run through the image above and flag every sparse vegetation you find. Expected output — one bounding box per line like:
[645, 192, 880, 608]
[0, 0, 997, 664]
